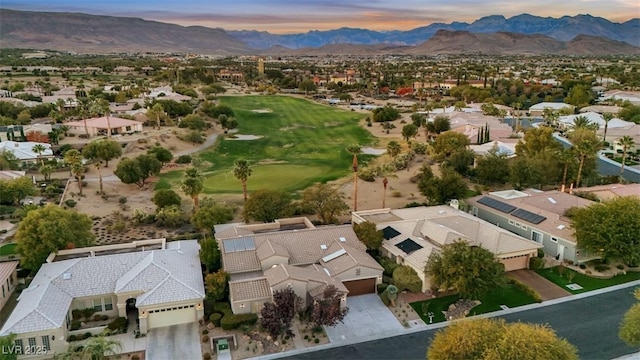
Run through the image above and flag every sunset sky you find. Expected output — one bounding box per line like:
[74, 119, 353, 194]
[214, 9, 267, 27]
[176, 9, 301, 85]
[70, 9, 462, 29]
[4, 0, 639, 33]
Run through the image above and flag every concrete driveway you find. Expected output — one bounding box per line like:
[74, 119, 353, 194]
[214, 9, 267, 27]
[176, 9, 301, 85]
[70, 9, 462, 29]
[509, 269, 571, 300]
[324, 294, 404, 345]
[146, 323, 201, 360]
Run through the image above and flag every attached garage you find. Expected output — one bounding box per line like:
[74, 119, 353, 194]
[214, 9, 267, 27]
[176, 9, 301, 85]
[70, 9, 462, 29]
[342, 278, 376, 296]
[146, 304, 197, 329]
[501, 254, 530, 272]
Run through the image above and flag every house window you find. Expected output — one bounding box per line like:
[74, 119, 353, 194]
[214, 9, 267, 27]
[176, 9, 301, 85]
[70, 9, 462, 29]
[6, 278, 9, 291]
[355, 268, 361, 276]
[240, 304, 245, 309]
[93, 298, 103, 312]
[126, 126, 132, 131]
[104, 297, 113, 311]
[41, 336, 50, 351]
[28, 337, 36, 349]
[14, 339, 23, 354]
[531, 231, 543, 244]
[551, 237, 558, 243]
[508, 219, 515, 226]
[520, 225, 527, 231]
[2, 284, 4, 298]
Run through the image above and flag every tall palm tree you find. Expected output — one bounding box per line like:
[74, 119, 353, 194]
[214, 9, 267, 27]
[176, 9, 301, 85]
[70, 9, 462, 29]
[511, 102, 522, 133]
[571, 116, 599, 132]
[555, 147, 575, 190]
[64, 149, 85, 196]
[602, 112, 614, 143]
[148, 102, 165, 130]
[80, 335, 122, 360]
[181, 167, 204, 211]
[95, 161, 104, 194]
[40, 164, 53, 181]
[31, 144, 46, 165]
[618, 135, 636, 176]
[572, 130, 600, 188]
[346, 144, 362, 211]
[233, 159, 252, 201]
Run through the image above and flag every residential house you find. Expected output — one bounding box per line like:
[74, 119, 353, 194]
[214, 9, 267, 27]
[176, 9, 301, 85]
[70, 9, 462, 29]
[573, 183, 640, 201]
[0, 240, 205, 359]
[447, 112, 515, 145]
[0, 141, 53, 166]
[599, 90, 640, 105]
[467, 189, 598, 263]
[0, 261, 18, 312]
[352, 206, 542, 293]
[528, 102, 575, 116]
[64, 116, 143, 137]
[214, 218, 383, 315]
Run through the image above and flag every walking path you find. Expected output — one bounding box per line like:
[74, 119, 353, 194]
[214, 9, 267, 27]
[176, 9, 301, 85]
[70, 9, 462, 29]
[174, 132, 219, 157]
[508, 269, 571, 300]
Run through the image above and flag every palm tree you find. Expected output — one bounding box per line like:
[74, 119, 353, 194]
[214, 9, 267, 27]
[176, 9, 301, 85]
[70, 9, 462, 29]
[572, 131, 600, 188]
[89, 98, 112, 138]
[64, 149, 85, 196]
[31, 144, 46, 165]
[233, 159, 252, 201]
[40, 164, 53, 181]
[386, 141, 402, 157]
[80, 335, 122, 360]
[571, 116, 599, 132]
[60, 125, 71, 137]
[511, 102, 522, 133]
[148, 102, 165, 130]
[602, 113, 614, 143]
[618, 135, 636, 176]
[181, 167, 204, 211]
[346, 144, 362, 211]
[555, 147, 575, 190]
[95, 161, 104, 194]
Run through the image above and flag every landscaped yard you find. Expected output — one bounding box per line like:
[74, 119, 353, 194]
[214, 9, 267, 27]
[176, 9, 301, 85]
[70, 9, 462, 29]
[156, 95, 375, 194]
[0, 243, 17, 256]
[409, 284, 539, 324]
[612, 156, 639, 166]
[536, 267, 640, 294]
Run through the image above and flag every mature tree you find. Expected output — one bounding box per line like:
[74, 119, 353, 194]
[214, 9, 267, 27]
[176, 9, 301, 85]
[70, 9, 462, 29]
[475, 146, 510, 184]
[261, 288, 302, 340]
[515, 127, 561, 157]
[31, 143, 46, 165]
[16, 205, 95, 271]
[0, 334, 17, 360]
[298, 79, 317, 95]
[556, 147, 577, 188]
[40, 164, 53, 181]
[445, 149, 475, 176]
[617, 135, 636, 176]
[199, 237, 221, 273]
[619, 288, 640, 346]
[179, 114, 207, 131]
[3, 177, 36, 205]
[565, 84, 593, 108]
[114, 155, 161, 188]
[427, 318, 578, 360]
[602, 112, 614, 142]
[411, 113, 426, 128]
[0, 150, 18, 170]
[233, 159, 252, 201]
[147, 102, 166, 129]
[417, 167, 468, 206]
[244, 189, 292, 223]
[618, 104, 640, 124]
[310, 285, 349, 328]
[205, 270, 228, 301]
[64, 149, 85, 195]
[572, 196, 640, 266]
[147, 146, 173, 165]
[81, 335, 122, 360]
[191, 198, 234, 235]
[386, 141, 402, 157]
[220, 117, 238, 133]
[402, 124, 419, 143]
[431, 131, 470, 160]
[570, 129, 600, 187]
[82, 139, 122, 167]
[185, 130, 205, 144]
[353, 221, 383, 250]
[180, 167, 205, 211]
[152, 189, 182, 209]
[372, 105, 400, 122]
[425, 115, 451, 139]
[425, 240, 506, 299]
[300, 183, 349, 224]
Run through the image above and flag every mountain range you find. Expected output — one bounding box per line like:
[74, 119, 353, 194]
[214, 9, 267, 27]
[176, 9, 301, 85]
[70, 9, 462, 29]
[0, 9, 638, 55]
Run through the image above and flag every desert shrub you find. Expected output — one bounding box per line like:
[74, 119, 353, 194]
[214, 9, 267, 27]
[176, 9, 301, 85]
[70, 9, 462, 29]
[537, 248, 545, 258]
[358, 167, 378, 182]
[594, 264, 610, 272]
[392, 265, 422, 293]
[579, 264, 587, 269]
[220, 313, 258, 330]
[107, 317, 128, 333]
[529, 257, 545, 270]
[175, 154, 192, 164]
[202, 329, 209, 335]
[154, 205, 184, 227]
[209, 313, 222, 327]
[201, 335, 209, 343]
[412, 142, 427, 155]
[65, 199, 77, 208]
[68, 335, 77, 342]
[83, 332, 92, 340]
[70, 321, 81, 331]
[378, 257, 399, 277]
[616, 264, 625, 270]
[203, 353, 211, 360]
[314, 338, 320, 344]
[119, 196, 127, 204]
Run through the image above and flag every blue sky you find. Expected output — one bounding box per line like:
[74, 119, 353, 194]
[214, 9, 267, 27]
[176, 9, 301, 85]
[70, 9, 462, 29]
[4, 0, 639, 33]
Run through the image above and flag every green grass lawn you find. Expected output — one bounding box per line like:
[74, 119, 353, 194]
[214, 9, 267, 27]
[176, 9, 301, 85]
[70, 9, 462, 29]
[0, 243, 17, 256]
[157, 95, 374, 194]
[410, 284, 539, 324]
[536, 267, 640, 294]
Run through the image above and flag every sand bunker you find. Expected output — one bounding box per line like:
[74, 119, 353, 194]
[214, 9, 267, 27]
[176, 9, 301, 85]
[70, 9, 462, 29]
[361, 147, 386, 155]
[227, 134, 264, 140]
[251, 109, 273, 113]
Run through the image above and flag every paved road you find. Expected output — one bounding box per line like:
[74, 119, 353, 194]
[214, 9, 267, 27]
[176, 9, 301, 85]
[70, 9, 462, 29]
[281, 286, 639, 360]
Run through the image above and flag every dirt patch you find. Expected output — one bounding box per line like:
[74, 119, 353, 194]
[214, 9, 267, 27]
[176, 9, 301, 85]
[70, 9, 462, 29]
[387, 293, 422, 328]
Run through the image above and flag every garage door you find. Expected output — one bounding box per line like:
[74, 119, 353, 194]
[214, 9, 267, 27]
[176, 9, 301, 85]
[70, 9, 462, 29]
[502, 255, 529, 272]
[343, 278, 376, 296]
[147, 304, 197, 329]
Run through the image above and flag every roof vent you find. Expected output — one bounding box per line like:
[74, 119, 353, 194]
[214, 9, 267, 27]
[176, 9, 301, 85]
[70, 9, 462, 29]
[557, 224, 566, 230]
[62, 273, 72, 280]
[320, 244, 327, 250]
[339, 237, 346, 242]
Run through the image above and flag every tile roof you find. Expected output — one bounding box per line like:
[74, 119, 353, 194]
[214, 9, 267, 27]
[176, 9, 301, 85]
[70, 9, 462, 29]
[0, 240, 204, 336]
[229, 278, 271, 301]
[256, 240, 290, 262]
[65, 116, 143, 129]
[0, 261, 18, 282]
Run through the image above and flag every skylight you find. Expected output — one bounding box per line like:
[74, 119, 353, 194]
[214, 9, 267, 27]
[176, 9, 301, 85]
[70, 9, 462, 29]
[322, 249, 347, 263]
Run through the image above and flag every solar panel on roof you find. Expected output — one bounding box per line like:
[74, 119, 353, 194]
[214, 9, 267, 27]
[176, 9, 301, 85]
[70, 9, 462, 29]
[233, 238, 246, 251]
[395, 239, 423, 254]
[223, 239, 235, 253]
[511, 208, 547, 224]
[244, 237, 255, 250]
[382, 226, 401, 240]
[477, 197, 517, 214]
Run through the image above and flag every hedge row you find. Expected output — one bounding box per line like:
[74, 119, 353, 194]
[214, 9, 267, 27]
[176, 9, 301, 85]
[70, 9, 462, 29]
[211, 301, 257, 330]
[509, 279, 542, 303]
